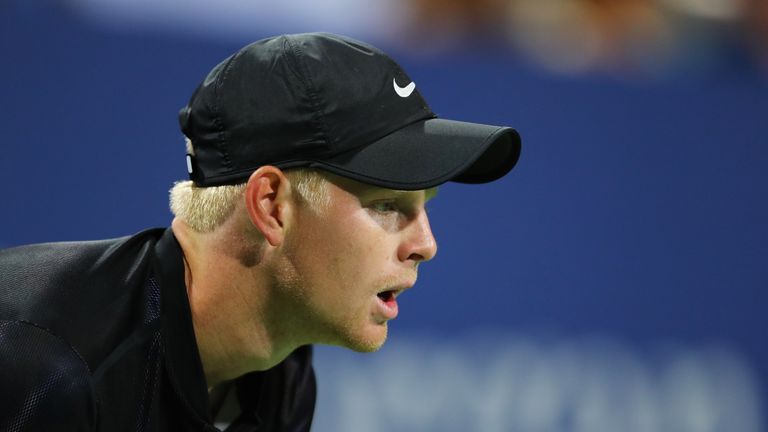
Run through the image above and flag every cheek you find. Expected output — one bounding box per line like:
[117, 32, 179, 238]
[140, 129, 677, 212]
[324, 231, 385, 286]
[341, 223, 394, 269]
[294, 206, 396, 295]
[321, 212, 391, 260]
[312, 229, 393, 311]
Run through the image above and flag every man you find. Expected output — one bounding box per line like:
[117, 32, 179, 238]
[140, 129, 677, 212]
[0, 33, 520, 431]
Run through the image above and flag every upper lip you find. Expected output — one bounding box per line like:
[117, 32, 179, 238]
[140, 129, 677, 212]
[379, 280, 416, 298]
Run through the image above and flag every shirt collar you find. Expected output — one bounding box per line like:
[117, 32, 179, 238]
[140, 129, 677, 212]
[153, 227, 213, 424]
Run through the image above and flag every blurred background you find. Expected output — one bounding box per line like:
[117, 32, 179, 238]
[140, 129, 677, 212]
[1, 0, 767, 430]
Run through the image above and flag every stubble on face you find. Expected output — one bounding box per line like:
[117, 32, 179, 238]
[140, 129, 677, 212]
[270, 244, 391, 353]
[267, 181, 408, 353]
[265, 171, 437, 354]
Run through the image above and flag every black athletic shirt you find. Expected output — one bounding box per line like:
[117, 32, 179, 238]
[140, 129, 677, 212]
[0, 228, 316, 431]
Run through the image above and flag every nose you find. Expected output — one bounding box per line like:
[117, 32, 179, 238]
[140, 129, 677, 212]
[398, 209, 438, 264]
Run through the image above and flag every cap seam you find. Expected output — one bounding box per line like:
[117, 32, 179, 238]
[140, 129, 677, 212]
[211, 52, 244, 171]
[284, 35, 332, 149]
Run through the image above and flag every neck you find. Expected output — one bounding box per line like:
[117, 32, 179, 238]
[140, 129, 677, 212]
[171, 218, 301, 388]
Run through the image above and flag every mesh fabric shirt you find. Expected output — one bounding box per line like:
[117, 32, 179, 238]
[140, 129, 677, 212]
[0, 228, 316, 431]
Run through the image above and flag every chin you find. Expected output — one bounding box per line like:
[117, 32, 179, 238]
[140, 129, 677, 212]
[342, 324, 388, 353]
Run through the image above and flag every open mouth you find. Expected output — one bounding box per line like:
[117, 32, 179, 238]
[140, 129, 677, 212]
[375, 288, 401, 319]
[377, 290, 396, 303]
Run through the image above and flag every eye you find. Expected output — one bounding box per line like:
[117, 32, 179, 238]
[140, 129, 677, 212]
[370, 200, 399, 213]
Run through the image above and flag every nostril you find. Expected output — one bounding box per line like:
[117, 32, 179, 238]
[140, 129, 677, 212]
[408, 253, 424, 263]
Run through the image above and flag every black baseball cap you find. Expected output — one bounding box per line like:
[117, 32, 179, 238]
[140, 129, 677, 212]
[179, 32, 521, 190]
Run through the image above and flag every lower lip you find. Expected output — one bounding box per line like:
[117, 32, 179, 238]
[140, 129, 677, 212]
[376, 295, 399, 320]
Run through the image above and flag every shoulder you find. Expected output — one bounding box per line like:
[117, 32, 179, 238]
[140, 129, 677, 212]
[0, 320, 97, 431]
[0, 229, 165, 329]
[0, 228, 166, 298]
[0, 228, 167, 373]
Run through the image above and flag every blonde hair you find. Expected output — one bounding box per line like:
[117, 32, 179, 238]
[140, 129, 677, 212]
[169, 138, 329, 232]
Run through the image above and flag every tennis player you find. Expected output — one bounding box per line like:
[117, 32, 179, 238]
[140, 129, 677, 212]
[0, 33, 520, 431]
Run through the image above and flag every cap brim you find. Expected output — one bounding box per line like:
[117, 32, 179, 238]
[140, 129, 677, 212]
[304, 118, 522, 190]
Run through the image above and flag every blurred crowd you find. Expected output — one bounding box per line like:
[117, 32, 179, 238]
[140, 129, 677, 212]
[8, 0, 767, 78]
[405, 0, 768, 76]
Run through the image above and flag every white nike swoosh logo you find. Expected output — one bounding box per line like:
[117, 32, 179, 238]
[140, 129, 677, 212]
[393, 78, 416, 98]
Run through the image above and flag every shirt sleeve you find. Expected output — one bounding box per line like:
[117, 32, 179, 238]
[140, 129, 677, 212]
[0, 320, 97, 432]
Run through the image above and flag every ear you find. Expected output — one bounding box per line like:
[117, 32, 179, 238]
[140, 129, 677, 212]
[244, 166, 294, 247]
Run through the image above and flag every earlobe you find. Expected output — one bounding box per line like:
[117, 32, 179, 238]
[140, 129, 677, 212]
[244, 166, 292, 247]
